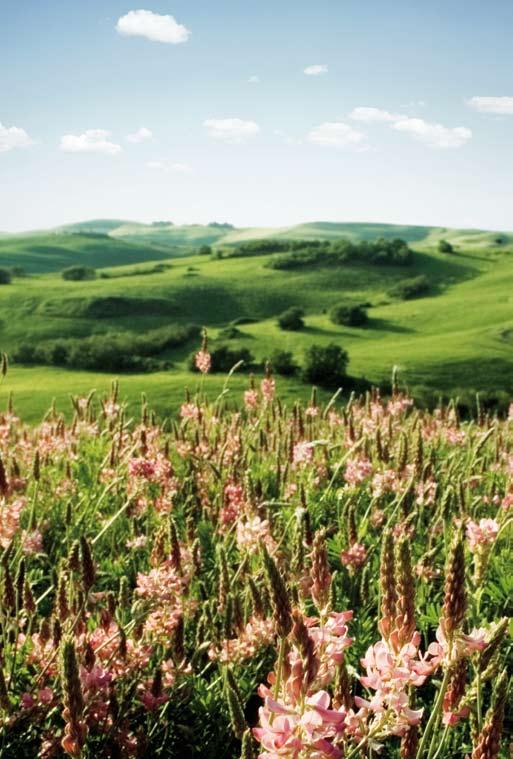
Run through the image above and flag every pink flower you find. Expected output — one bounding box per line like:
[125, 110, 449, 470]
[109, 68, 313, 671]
[21, 529, 43, 554]
[340, 543, 367, 569]
[466, 518, 499, 552]
[344, 457, 373, 486]
[293, 441, 314, 466]
[244, 389, 259, 410]
[180, 402, 200, 421]
[261, 377, 276, 403]
[195, 350, 211, 374]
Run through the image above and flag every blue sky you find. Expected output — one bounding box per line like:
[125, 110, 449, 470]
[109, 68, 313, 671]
[1, 0, 513, 231]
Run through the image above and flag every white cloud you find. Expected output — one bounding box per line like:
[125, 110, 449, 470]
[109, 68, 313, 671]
[392, 118, 471, 148]
[146, 160, 192, 173]
[466, 96, 513, 114]
[350, 105, 471, 149]
[304, 64, 328, 76]
[116, 9, 190, 44]
[248, 75, 260, 84]
[0, 123, 34, 153]
[350, 106, 399, 123]
[308, 121, 366, 149]
[60, 129, 122, 155]
[126, 127, 153, 143]
[204, 118, 260, 143]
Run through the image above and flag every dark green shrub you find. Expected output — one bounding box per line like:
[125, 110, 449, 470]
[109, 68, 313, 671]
[389, 275, 430, 300]
[302, 343, 349, 388]
[0, 268, 12, 285]
[198, 245, 212, 255]
[330, 303, 368, 327]
[277, 307, 304, 331]
[61, 265, 96, 281]
[438, 239, 454, 253]
[270, 350, 297, 376]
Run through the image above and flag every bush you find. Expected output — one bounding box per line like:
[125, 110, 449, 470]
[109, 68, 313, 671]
[270, 349, 298, 376]
[277, 307, 305, 331]
[302, 343, 349, 388]
[62, 265, 96, 281]
[198, 245, 212, 255]
[0, 268, 12, 285]
[12, 324, 199, 373]
[388, 275, 430, 300]
[438, 239, 454, 253]
[330, 302, 368, 327]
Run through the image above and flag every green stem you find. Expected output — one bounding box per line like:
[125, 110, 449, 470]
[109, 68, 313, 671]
[416, 668, 451, 759]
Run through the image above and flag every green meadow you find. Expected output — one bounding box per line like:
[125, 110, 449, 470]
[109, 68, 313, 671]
[1, 220, 512, 421]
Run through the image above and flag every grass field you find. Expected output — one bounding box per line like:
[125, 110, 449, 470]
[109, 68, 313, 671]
[0, 219, 512, 420]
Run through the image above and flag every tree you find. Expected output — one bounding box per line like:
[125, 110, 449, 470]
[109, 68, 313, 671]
[62, 265, 97, 281]
[438, 239, 454, 254]
[199, 245, 212, 255]
[302, 343, 349, 388]
[270, 349, 297, 376]
[330, 302, 368, 327]
[277, 307, 304, 331]
[0, 268, 12, 285]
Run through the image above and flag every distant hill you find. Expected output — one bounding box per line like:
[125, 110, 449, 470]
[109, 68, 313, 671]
[1, 220, 512, 275]
[0, 232, 171, 273]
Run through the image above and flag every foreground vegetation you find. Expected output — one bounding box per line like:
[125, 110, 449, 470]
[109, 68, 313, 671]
[0, 353, 511, 757]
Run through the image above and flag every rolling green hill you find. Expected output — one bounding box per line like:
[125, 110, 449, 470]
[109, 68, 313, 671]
[0, 219, 512, 421]
[0, 232, 172, 273]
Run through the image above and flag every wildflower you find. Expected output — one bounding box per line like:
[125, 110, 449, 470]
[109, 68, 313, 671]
[195, 351, 211, 374]
[466, 519, 499, 552]
[21, 529, 43, 554]
[244, 389, 259, 410]
[293, 441, 314, 466]
[340, 543, 367, 570]
[195, 330, 211, 374]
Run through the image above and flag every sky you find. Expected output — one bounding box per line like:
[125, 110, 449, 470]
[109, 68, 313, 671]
[1, 0, 513, 232]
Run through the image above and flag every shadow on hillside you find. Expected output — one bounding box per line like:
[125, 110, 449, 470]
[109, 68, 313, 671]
[410, 250, 480, 282]
[368, 318, 414, 334]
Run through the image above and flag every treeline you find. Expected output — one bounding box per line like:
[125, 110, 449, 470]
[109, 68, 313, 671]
[12, 324, 200, 373]
[226, 238, 325, 258]
[266, 237, 412, 269]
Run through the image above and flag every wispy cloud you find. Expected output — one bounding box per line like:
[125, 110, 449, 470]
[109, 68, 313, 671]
[350, 105, 471, 148]
[308, 121, 366, 149]
[204, 118, 260, 143]
[349, 106, 399, 123]
[116, 10, 190, 44]
[466, 96, 513, 114]
[392, 118, 471, 148]
[248, 75, 260, 84]
[60, 129, 122, 155]
[304, 64, 328, 76]
[146, 160, 192, 173]
[0, 123, 34, 153]
[126, 127, 153, 143]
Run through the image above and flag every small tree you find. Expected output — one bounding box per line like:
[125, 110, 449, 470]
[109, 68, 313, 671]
[199, 245, 212, 255]
[277, 307, 304, 331]
[302, 343, 348, 388]
[270, 349, 297, 376]
[330, 302, 368, 327]
[438, 239, 453, 254]
[62, 265, 96, 281]
[0, 268, 12, 285]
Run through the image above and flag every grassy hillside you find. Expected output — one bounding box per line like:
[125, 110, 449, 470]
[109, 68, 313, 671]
[0, 219, 512, 420]
[0, 232, 171, 273]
